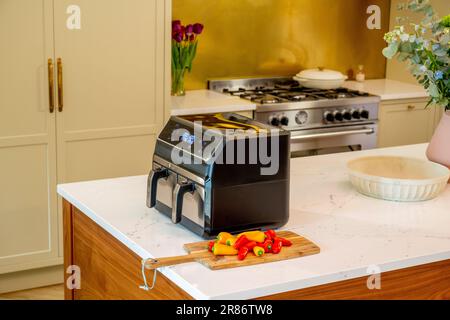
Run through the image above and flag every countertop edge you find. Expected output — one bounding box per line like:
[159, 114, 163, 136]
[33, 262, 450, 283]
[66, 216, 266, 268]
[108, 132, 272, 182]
[171, 104, 256, 116]
[57, 185, 210, 300]
[57, 183, 450, 300]
[343, 79, 429, 101]
[379, 93, 429, 101]
[216, 252, 450, 300]
[170, 89, 257, 116]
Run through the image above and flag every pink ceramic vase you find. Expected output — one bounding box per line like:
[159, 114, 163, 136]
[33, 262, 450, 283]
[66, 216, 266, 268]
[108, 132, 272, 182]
[427, 110, 450, 181]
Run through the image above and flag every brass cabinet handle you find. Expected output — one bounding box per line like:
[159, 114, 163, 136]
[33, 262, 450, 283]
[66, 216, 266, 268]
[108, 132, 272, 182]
[407, 105, 416, 110]
[48, 58, 54, 113]
[57, 58, 63, 112]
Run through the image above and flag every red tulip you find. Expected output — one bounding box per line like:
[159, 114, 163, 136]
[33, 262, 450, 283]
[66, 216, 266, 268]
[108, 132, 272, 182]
[172, 20, 182, 33]
[193, 23, 204, 35]
[185, 24, 194, 35]
[173, 32, 183, 43]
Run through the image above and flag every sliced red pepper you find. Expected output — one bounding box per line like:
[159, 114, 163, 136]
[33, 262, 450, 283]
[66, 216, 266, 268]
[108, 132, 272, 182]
[238, 246, 249, 260]
[208, 241, 215, 252]
[272, 238, 283, 254]
[266, 229, 277, 239]
[281, 238, 292, 247]
[274, 237, 292, 247]
[244, 241, 257, 250]
[233, 235, 250, 249]
[261, 240, 273, 253]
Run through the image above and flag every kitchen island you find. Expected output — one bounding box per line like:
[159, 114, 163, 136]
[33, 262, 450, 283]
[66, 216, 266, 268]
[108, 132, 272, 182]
[58, 144, 450, 300]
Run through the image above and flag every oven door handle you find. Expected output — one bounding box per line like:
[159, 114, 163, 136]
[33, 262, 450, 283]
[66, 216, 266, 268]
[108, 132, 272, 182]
[290, 127, 374, 141]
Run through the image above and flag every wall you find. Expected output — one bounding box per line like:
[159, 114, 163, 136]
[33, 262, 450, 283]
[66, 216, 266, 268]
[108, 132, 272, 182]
[386, 0, 449, 84]
[173, 0, 391, 90]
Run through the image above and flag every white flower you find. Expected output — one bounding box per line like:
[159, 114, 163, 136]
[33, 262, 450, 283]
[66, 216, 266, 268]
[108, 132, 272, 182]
[400, 33, 410, 41]
[409, 35, 417, 42]
[416, 36, 424, 43]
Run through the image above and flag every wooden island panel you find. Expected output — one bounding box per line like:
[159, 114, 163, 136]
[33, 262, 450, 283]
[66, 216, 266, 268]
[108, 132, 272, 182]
[63, 200, 192, 300]
[258, 259, 450, 300]
[63, 199, 450, 300]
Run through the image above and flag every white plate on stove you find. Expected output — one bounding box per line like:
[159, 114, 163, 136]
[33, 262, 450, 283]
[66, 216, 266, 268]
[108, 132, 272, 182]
[293, 76, 346, 90]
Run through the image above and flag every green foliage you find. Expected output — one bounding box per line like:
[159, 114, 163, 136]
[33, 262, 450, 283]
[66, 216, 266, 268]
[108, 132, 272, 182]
[383, 0, 450, 110]
[172, 40, 199, 94]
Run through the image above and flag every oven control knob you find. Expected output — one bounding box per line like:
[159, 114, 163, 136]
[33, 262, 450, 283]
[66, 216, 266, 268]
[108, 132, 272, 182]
[324, 111, 334, 123]
[270, 117, 280, 127]
[361, 110, 370, 119]
[280, 116, 289, 126]
[343, 111, 352, 121]
[352, 110, 361, 119]
[295, 111, 308, 125]
[334, 111, 344, 122]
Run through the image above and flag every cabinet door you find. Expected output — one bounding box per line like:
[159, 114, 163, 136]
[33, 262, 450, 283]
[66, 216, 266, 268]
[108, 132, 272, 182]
[53, 0, 166, 185]
[0, 0, 60, 273]
[378, 99, 435, 148]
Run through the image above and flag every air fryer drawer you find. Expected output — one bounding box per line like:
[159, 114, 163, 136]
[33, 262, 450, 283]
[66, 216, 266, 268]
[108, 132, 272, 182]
[210, 179, 289, 234]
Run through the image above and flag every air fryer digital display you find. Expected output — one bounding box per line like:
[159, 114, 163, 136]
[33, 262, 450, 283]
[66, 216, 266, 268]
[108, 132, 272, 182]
[181, 132, 196, 145]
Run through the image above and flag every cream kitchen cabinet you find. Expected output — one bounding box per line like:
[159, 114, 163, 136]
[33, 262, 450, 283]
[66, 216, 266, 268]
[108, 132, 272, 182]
[53, 0, 168, 184]
[378, 98, 440, 148]
[0, 0, 60, 278]
[0, 0, 170, 290]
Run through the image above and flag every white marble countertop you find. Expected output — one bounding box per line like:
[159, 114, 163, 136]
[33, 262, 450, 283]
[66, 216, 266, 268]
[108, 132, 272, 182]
[57, 144, 450, 300]
[343, 79, 428, 101]
[171, 90, 256, 116]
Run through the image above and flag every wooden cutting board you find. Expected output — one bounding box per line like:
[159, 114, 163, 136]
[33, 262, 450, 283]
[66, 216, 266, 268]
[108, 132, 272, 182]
[144, 231, 320, 271]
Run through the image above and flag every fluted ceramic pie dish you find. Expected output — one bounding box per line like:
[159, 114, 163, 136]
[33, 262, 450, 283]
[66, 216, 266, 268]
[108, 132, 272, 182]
[347, 156, 450, 202]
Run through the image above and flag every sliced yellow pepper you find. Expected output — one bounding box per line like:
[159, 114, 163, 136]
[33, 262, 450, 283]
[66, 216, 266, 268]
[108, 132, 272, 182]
[216, 232, 233, 245]
[253, 246, 265, 257]
[212, 243, 238, 256]
[226, 237, 237, 247]
[237, 231, 266, 243]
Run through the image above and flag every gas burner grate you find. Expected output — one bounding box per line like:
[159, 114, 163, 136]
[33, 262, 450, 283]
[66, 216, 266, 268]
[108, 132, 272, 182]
[217, 78, 372, 104]
[274, 92, 320, 102]
[240, 93, 265, 101]
[274, 80, 301, 90]
[260, 97, 283, 104]
[240, 94, 289, 104]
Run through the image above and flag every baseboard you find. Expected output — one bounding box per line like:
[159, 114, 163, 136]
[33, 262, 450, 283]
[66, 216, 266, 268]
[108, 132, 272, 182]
[0, 264, 64, 294]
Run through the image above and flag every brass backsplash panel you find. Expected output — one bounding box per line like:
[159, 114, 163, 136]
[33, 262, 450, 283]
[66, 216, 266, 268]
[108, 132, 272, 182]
[173, 0, 391, 90]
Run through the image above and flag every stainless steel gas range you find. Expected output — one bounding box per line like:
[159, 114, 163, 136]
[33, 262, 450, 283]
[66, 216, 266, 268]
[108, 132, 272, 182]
[209, 77, 380, 157]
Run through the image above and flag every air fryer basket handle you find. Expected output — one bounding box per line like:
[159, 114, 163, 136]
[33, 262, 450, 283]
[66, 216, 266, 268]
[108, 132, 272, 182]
[172, 183, 194, 224]
[146, 168, 169, 208]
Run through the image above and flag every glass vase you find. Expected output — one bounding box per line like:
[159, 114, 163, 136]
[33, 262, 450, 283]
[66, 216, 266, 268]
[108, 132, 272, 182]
[172, 68, 186, 96]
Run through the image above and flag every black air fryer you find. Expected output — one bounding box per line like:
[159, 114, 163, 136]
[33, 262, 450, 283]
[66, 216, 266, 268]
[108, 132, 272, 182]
[146, 113, 290, 238]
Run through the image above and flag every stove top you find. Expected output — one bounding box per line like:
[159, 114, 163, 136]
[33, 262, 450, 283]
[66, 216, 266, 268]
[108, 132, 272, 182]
[224, 85, 370, 104]
[208, 77, 380, 129]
